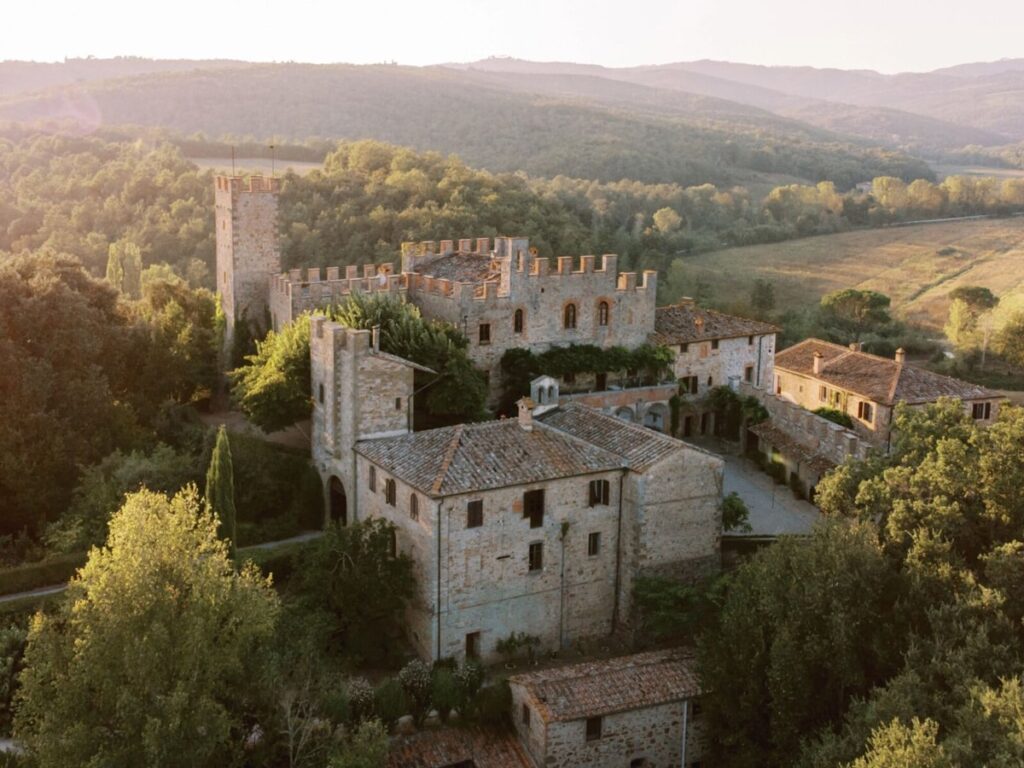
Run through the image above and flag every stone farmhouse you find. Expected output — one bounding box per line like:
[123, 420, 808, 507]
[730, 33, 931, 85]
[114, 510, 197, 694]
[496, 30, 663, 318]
[509, 649, 705, 768]
[310, 316, 723, 662]
[214, 174, 776, 426]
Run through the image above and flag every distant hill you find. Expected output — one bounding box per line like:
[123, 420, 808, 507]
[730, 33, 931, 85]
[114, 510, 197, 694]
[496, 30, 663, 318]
[0, 61, 932, 190]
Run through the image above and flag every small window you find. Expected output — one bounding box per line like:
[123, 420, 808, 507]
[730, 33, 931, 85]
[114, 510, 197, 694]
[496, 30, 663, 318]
[744, 365, 754, 383]
[588, 532, 601, 556]
[410, 493, 419, 521]
[680, 343, 689, 353]
[522, 704, 531, 727]
[597, 300, 609, 327]
[528, 542, 544, 572]
[385, 478, 396, 506]
[819, 385, 828, 402]
[776, 376, 782, 395]
[857, 401, 874, 424]
[585, 716, 602, 741]
[691, 700, 703, 717]
[369, 466, 376, 492]
[711, 339, 719, 351]
[514, 308, 524, 334]
[318, 383, 325, 404]
[465, 631, 480, 659]
[467, 499, 483, 529]
[479, 323, 491, 345]
[588, 479, 610, 507]
[395, 397, 402, 411]
[748, 335, 754, 345]
[972, 402, 992, 420]
[681, 375, 698, 395]
[707, 375, 713, 387]
[524, 489, 544, 528]
[564, 303, 577, 329]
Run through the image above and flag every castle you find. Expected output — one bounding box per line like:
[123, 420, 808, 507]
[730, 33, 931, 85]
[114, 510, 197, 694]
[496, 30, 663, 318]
[213, 174, 782, 662]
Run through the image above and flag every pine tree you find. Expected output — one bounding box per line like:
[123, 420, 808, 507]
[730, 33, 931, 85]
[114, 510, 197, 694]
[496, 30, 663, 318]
[204, 426, 237, 557]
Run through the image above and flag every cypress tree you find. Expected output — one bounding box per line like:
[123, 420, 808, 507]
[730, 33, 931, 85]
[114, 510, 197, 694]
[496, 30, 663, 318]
[204, 426, 237, 557]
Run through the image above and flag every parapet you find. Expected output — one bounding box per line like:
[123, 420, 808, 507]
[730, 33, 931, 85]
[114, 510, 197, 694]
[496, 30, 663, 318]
[215, 174, 280, 194]
[272, 262, 407, 306]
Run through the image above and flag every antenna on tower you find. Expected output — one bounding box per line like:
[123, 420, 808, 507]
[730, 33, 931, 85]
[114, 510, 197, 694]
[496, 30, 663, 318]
[231, 145, 236, 176]
[269, 143, 276, 178]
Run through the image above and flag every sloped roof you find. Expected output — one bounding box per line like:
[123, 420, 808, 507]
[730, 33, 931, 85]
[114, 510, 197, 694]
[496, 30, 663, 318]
[510, 649, 701, 723]
[537, 403, 682, 472]
[411, 252, 499, 284]
[652, 303, 778, 345]
[356, 418, 624, 498]
[775, 338, 998, 406]
[749, 422, 837, 476]
[387, 726, 532, 768]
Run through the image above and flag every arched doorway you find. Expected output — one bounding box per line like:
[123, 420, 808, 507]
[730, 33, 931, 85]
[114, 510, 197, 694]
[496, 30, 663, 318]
[328, 476, 347, 525]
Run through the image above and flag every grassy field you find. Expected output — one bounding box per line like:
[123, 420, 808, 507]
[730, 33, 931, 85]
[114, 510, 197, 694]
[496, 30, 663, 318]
[682, 217, 1024, 330]
[934, 164, 1024, 181]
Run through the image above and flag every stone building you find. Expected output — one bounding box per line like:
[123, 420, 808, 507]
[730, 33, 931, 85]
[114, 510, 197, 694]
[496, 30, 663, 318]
[774, 338, 1002, 448]
[310, 317, 723, 662]
[509, 649, 705, 768]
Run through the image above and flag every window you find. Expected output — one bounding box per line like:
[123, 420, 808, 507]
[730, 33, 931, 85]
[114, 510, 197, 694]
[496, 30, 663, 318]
[384, 478, 396, 506]
[563, 303, 577, 329]
[597, 301, 609, 327]
[395, 397, 402, 411]
[409, 493, 419, 521]
[776, 376, 782, 395]
[595, 372, 607, 391]
[478, 323, 491, 345]
[369, 466, 376, 492]
[691, 700, 703, 717]
[748, 335, 754, 345]
[514, 308, 524, 334]
[524, 489, 544, 528]
[467, 499, 483, 529]
[528, 542, 543, 571]
[744, 365, 754, 383]
[585, 716, 603, 741]
[679, 343, 689, 354]
[707, 375, 713, 388]
[318, 383, 325, 404]
[819, 385, 828, 402]
[522, 704, 531, 727]
[857, 401, 874, 424]
[681, 375, 699, 395]
[588, 532, 601, 556]
[588, 479, 610, 507]
[711, 339, 719, 350]
[972, 402, 992, 420]
[465, 632, 480, 659]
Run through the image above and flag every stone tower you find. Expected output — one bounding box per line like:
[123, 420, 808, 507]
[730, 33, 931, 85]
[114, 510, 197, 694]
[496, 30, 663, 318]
[214, 175, 281, 346]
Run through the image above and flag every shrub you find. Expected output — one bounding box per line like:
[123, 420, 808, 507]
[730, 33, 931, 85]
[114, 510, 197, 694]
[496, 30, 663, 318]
[373, 678, 407, 729]
[347, 678, 375, 724]
[431, 668, 459, 723]
[0, 621, 27, 735]
[721, 492, 752, 533]
[813, 407, 854, 429]
[320, 682, 350, 725]
[454, 660, 484, 718]
[474, 680, 512, 728]
[398, 660, 433, 726]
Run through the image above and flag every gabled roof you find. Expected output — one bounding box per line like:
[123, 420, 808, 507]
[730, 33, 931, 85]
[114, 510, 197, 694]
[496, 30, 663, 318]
[411, 252, 499, 284]
[510, 649, 701, 723]
[388, 727, 532, 768]
[537, 403, 683, 472]
[651, 303, 778, 345]
[775, 338, 998, 406]
[355, 417, 624, 498]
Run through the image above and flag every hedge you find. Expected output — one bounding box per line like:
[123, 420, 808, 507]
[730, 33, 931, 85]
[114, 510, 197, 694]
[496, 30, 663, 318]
[0, 553, 87, 597]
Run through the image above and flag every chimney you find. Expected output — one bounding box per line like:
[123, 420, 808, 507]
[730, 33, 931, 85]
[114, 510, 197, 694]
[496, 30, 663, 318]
[813, 351, 823, 375]
[517, 398, 535, 431]
[371, 325, 381, 353]
[848, 342, 862, 352]
[895, 347, 906, 364]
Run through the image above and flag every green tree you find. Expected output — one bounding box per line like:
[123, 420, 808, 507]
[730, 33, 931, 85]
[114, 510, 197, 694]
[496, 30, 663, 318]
[995, 312, 1024, 368]
[328, 718, 389, 768]
[750, 278, 776, 317]
[652, 206, 683, 234]
[15, 487, 280, 768]
[845, 718, 952, 768]
[204, 426, 237, 557]
[819, 288, 893, 342]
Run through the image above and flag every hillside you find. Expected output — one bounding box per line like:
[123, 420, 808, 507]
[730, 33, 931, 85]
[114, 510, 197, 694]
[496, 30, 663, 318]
[0, 62, 931, 190]
[677, 216, 1024, 330]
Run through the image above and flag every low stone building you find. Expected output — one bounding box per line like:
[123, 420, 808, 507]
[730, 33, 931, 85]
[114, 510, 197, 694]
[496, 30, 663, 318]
[509, 649, 705, 768]
[310, 318, 723, 662]
[774, 338, 1002, 448]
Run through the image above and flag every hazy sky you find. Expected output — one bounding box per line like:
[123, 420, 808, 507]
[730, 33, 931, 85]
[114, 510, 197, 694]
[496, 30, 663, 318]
[7, 0, 1024, 73]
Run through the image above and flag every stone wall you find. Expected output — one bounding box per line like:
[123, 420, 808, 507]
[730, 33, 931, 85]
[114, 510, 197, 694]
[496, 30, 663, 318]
[672, 332, 776, 394]
[269, 264, 408, 332]
[772, 368, 891, 445]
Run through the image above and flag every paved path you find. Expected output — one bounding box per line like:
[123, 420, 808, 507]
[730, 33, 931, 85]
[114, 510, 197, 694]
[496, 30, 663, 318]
[721, 453, 820, 537]
[0, 531, 324, 606]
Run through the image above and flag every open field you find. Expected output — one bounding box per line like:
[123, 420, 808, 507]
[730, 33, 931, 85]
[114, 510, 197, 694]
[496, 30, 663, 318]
[683, 217, 1024, 330]
[934, 164, 1024, 181]
[188, 156, 323, 175]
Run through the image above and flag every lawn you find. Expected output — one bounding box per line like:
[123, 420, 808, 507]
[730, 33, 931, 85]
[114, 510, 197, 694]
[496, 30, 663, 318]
[680, 217, 1024, 331]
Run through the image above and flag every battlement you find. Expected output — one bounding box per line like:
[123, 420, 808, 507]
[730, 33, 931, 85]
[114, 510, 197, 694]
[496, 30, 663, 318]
[271, 262, 406, 301]
[215, 174, 280, 195]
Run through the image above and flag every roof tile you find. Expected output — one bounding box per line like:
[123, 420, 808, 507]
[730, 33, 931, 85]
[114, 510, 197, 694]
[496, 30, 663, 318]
[652, 303, 778, 345]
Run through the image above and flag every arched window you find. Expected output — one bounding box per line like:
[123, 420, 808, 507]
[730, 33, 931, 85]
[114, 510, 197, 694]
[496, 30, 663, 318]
[514, 308, 524, 334]
[597, 300, 610, 327]
[410, 493, 419, 521]
[385, 478, 396, 506]
[563, 303, 577, 329]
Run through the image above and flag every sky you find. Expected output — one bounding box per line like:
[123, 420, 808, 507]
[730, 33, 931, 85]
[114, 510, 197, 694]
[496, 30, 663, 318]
[6, 0, 1024, 73]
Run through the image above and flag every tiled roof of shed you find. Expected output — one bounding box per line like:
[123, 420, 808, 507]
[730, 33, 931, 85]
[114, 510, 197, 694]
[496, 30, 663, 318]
[775, 338, 997, 405]
[387, 726, 532, 768]
[651, 303, 778, 345]
[537, 403, 682, 472]
[749, 422, 837, 476]
[510, 648, 701, 722]
[412, 252, 500, 284]
[356, 417, 624, 497]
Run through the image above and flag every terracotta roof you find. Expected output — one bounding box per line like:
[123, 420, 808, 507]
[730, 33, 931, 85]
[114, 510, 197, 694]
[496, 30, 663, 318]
[356, 417, 624, 498]
[536, 403, 683, 472]
[775, 338, 998, 406]
[651, 303, 778, 345]
[412, 252, 500, 284]
[510, 649, 700, 723]
[387, 726, 532, 768]
[749, 422, 836, 476]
